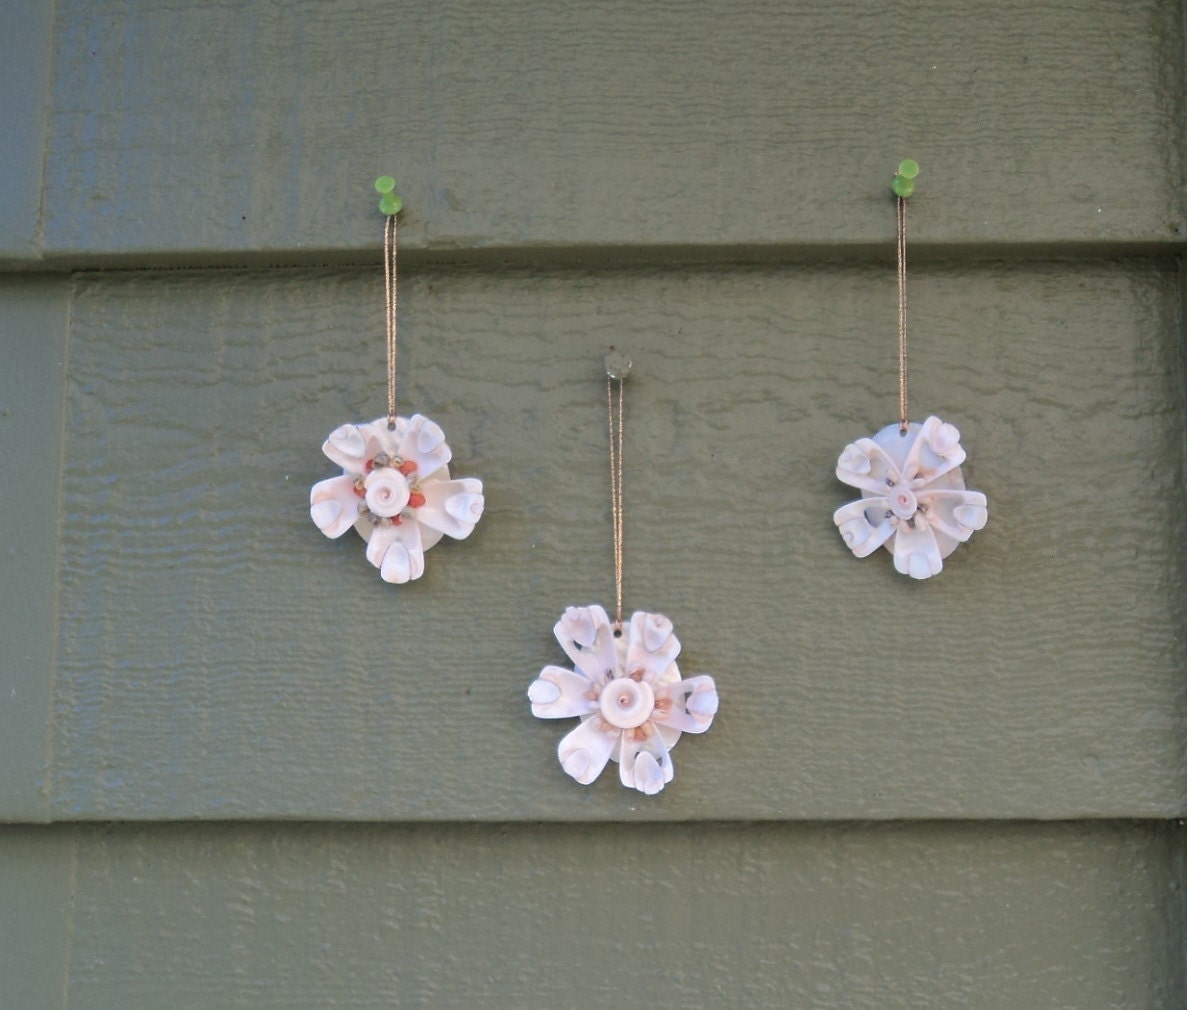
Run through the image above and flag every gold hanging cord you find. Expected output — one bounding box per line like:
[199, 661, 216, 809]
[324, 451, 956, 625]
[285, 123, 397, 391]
[605, 348, 631, 632]
[384, 214, 399, 427]
[375, 176, 404, 428]
[891, 159, 919, 433]
[896, 194, 908, 432]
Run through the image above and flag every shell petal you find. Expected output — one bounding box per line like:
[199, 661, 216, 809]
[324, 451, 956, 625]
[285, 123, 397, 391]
[556, 605, 603, 648]
[527, 679, 560, 705]
[397, 414, 452, 477]
[653, 675, 718, 734]
[900, 416, 967, 486]
[322, 424, 369, 471]
[379, 541, 412, 583]
[833, 497, 895, 558]
[626, 610, 681, 681]
[891, 517, 944, 580]
[310, 498, 347, 538]
[618, 731, 674, 794]
[415, 415, 446, 453]
[365, 523, 426, 583]
[631, 751, 666, 795]
[446, 491, 484, 524]
[836, 437, 904, 495]
[554, 605, 619, 681]
[641, 612, 674, 653]
[529, 665, 599, 719]
[920, 489, 989, 543]
[416, 478, 484, 540]
[310, 475, 362, 539]
[837, 442, 872, 475]
[955, 501, 989, 530]
[557, 719, 617, 785]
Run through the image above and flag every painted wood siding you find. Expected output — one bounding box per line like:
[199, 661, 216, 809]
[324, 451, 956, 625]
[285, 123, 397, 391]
[39, 260, 1187, 822]
[33, 0, 1186, 261]
[1, 1, 1184, 1006]
[6, 822, 1185, 1009]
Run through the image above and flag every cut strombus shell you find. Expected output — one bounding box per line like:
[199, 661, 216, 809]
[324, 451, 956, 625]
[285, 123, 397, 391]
[833, 416, 988, 580]
[528, 604, 719, 795]
[310, 413, 484, 583]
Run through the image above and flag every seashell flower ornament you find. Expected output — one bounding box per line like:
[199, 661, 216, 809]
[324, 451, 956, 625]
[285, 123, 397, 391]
[833, 416, 987, 579]
[310, 414, 483, 583]
[528, 351, 719, 795]
[833, 161, 988, 579]
[310, 179, 483, 583]
[529, 605, 718, 795]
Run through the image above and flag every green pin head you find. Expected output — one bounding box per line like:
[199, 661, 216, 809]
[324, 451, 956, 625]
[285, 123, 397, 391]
[375, 176, 403, 215]
[892, 159, 919, 198]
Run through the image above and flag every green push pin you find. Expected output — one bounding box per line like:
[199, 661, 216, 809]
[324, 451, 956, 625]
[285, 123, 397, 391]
[375, 175, 403, 215]
[891, 159, 919, 198]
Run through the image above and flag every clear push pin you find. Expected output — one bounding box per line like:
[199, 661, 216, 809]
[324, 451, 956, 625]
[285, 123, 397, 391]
[604, 346, 632, 380]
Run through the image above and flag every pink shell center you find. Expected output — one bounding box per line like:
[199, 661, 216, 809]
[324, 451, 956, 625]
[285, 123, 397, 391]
[364, 469, 411, 517]
[889, 485, 918, 520]
[600, 677, 655, 729]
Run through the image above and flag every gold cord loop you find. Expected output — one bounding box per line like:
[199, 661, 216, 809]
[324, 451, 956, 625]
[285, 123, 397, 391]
[605, 349, 630, 631]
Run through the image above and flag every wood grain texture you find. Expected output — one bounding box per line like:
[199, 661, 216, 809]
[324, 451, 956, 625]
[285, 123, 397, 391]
[0, 280, 70, 821]
[44, 260, 1187, 821]
[47, 821, 1187, 1009]
[40, 0, 1186, 264]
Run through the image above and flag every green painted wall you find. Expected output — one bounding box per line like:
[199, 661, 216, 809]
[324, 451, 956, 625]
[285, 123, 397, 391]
[1, 0, 1185, 1006]
[41, 261, 1187, 821]
[5, 822, 1185, 1009]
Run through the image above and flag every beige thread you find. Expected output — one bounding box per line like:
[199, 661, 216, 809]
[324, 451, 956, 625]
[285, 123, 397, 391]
[606, 367, 626, 631]
[897, 195, 909, 433]
[384, 214, 399, 428]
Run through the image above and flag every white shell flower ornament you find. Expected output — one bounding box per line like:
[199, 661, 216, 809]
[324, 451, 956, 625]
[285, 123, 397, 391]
[833, 162, 989, 579]
[529, 605, 718, 795]
[310, 180, 483, 583]
[310, 414, 483, 583]
[528, 351, 719, 795]
[833, 416, 987, 579]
